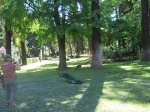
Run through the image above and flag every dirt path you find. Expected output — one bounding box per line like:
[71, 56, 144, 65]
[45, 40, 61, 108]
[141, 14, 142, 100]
[19, 57, 88, 71]
[20, 60, 59, 71]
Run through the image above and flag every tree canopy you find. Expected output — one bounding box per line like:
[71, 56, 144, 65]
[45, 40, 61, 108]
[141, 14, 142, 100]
[0, 0, 149, 68]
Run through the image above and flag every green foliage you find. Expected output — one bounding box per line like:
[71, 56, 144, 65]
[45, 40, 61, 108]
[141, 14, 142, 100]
[103, 45, 123, 60]
[0, 58, 4, 66]
[101, 0, 142, 54]
[103, 43, 140, 61]
[1, 1, 24, 27]
[66, 22, 86, 39]
[0, 0, 144, 63]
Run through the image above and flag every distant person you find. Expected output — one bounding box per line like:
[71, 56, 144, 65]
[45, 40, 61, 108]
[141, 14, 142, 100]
[1, 54, 21, 107]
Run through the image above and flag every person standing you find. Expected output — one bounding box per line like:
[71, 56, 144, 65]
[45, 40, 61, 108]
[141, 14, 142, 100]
[1, 54, 21, 107]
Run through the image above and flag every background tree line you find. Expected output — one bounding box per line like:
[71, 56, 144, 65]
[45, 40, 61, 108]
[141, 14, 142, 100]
[0, 0, 149, 69]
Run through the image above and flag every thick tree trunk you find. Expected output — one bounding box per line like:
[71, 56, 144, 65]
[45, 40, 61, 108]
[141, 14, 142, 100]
[20, 41, 27, 65]
[54, 0, 67, 69]
[91, 27, 103, 68]
[141, 0, 150, 61]
[58, 34, 67, 69]
[5, 25, 12, 56]
[91, 0, 102, 68]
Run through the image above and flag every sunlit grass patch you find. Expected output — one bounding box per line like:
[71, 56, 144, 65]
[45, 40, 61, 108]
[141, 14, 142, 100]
[0, 58, 150, 112]
[95, 99, 150, 112]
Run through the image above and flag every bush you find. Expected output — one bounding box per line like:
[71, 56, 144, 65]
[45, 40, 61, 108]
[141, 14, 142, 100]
[103, 46, 140, 61]
[103, 46, 123, 60]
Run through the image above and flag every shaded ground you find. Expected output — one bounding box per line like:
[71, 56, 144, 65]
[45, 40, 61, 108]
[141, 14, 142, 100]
[0, 58, 150, 112]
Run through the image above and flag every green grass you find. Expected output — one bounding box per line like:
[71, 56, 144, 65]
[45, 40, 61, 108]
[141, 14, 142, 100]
[0, 58, 150, 112]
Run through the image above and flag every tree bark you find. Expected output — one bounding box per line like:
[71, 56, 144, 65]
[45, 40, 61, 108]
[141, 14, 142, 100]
[141, 0, 150, 61]
[76, 41, 81, 57]
[58, 34, 67, 69]
[88, 39, 92, 58]
[54, 0, 67, 69]
[91, 0, 102, 68]
[68, 38, 73, 57]
[5, 25, 12, 56]
[20, 41, 27, 65]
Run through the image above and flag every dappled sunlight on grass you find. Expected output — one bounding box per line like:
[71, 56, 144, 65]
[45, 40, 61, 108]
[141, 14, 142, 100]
[120, 65, 135, 70]
[0, 58, 150, 111]
[18, 102, 29, 109]
[117, 61, 150, 71]
[120, 64, 150, 71]
[95, 100, 150, 112]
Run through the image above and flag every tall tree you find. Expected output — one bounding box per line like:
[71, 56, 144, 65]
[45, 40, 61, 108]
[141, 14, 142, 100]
[91, 0, 102, 68]
[141, 0, 150, 61]
[1, 0, 29, 64]
[0, 0, 12, 56]
[54, 0, 67, 69]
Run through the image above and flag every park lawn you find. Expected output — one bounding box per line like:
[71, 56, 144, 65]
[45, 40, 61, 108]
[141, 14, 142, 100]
[0, 57, 150, 112]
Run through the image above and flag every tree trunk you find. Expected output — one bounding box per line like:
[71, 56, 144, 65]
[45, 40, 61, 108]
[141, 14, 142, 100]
[76, 41, 81, 57]
[88, 39, 92, 58]
[5, 25, 12, 56]
[54, 0, 67, 69]
[91, 0, 102, 68]
[141, 0, 150, 61]
[58, 34, 67, 69]
[81, 41, 85, 54]
[20, 41, 27, 65]
[68, 38, 73, 57]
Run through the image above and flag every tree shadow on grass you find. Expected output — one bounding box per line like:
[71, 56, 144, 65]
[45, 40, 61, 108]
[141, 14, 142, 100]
[72, 69, 104, 112]
[0, 60, 150, 111]
[101, 61, 150, 106]
[73, 61, 150, 111]
[14, 63, 104, 112]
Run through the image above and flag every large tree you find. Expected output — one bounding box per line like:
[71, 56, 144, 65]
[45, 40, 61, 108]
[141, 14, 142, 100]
[141, 0, 150, 61]
[53, 0, 67, 69]
[1, 0, 29, 64]
[91, 0, 102, 68]
[0, 0, 12, 56]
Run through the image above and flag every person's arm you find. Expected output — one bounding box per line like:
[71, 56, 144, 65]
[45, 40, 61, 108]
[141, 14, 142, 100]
[15, 62, 21, 70]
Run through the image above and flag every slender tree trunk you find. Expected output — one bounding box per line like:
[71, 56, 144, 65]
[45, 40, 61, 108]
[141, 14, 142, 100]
[141, 0, 150, 61]
[76, 41, 81, 57]
[88, 39, 92, 58]
[5, 25, 12, 56]
[20, 41, 27, 65]
[91, 0, 102, 68]
[46, 42, 51, 57]
[106, 38, 111, 46]
[81, 41, 84, 54]
[68, 38, 73, 57]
